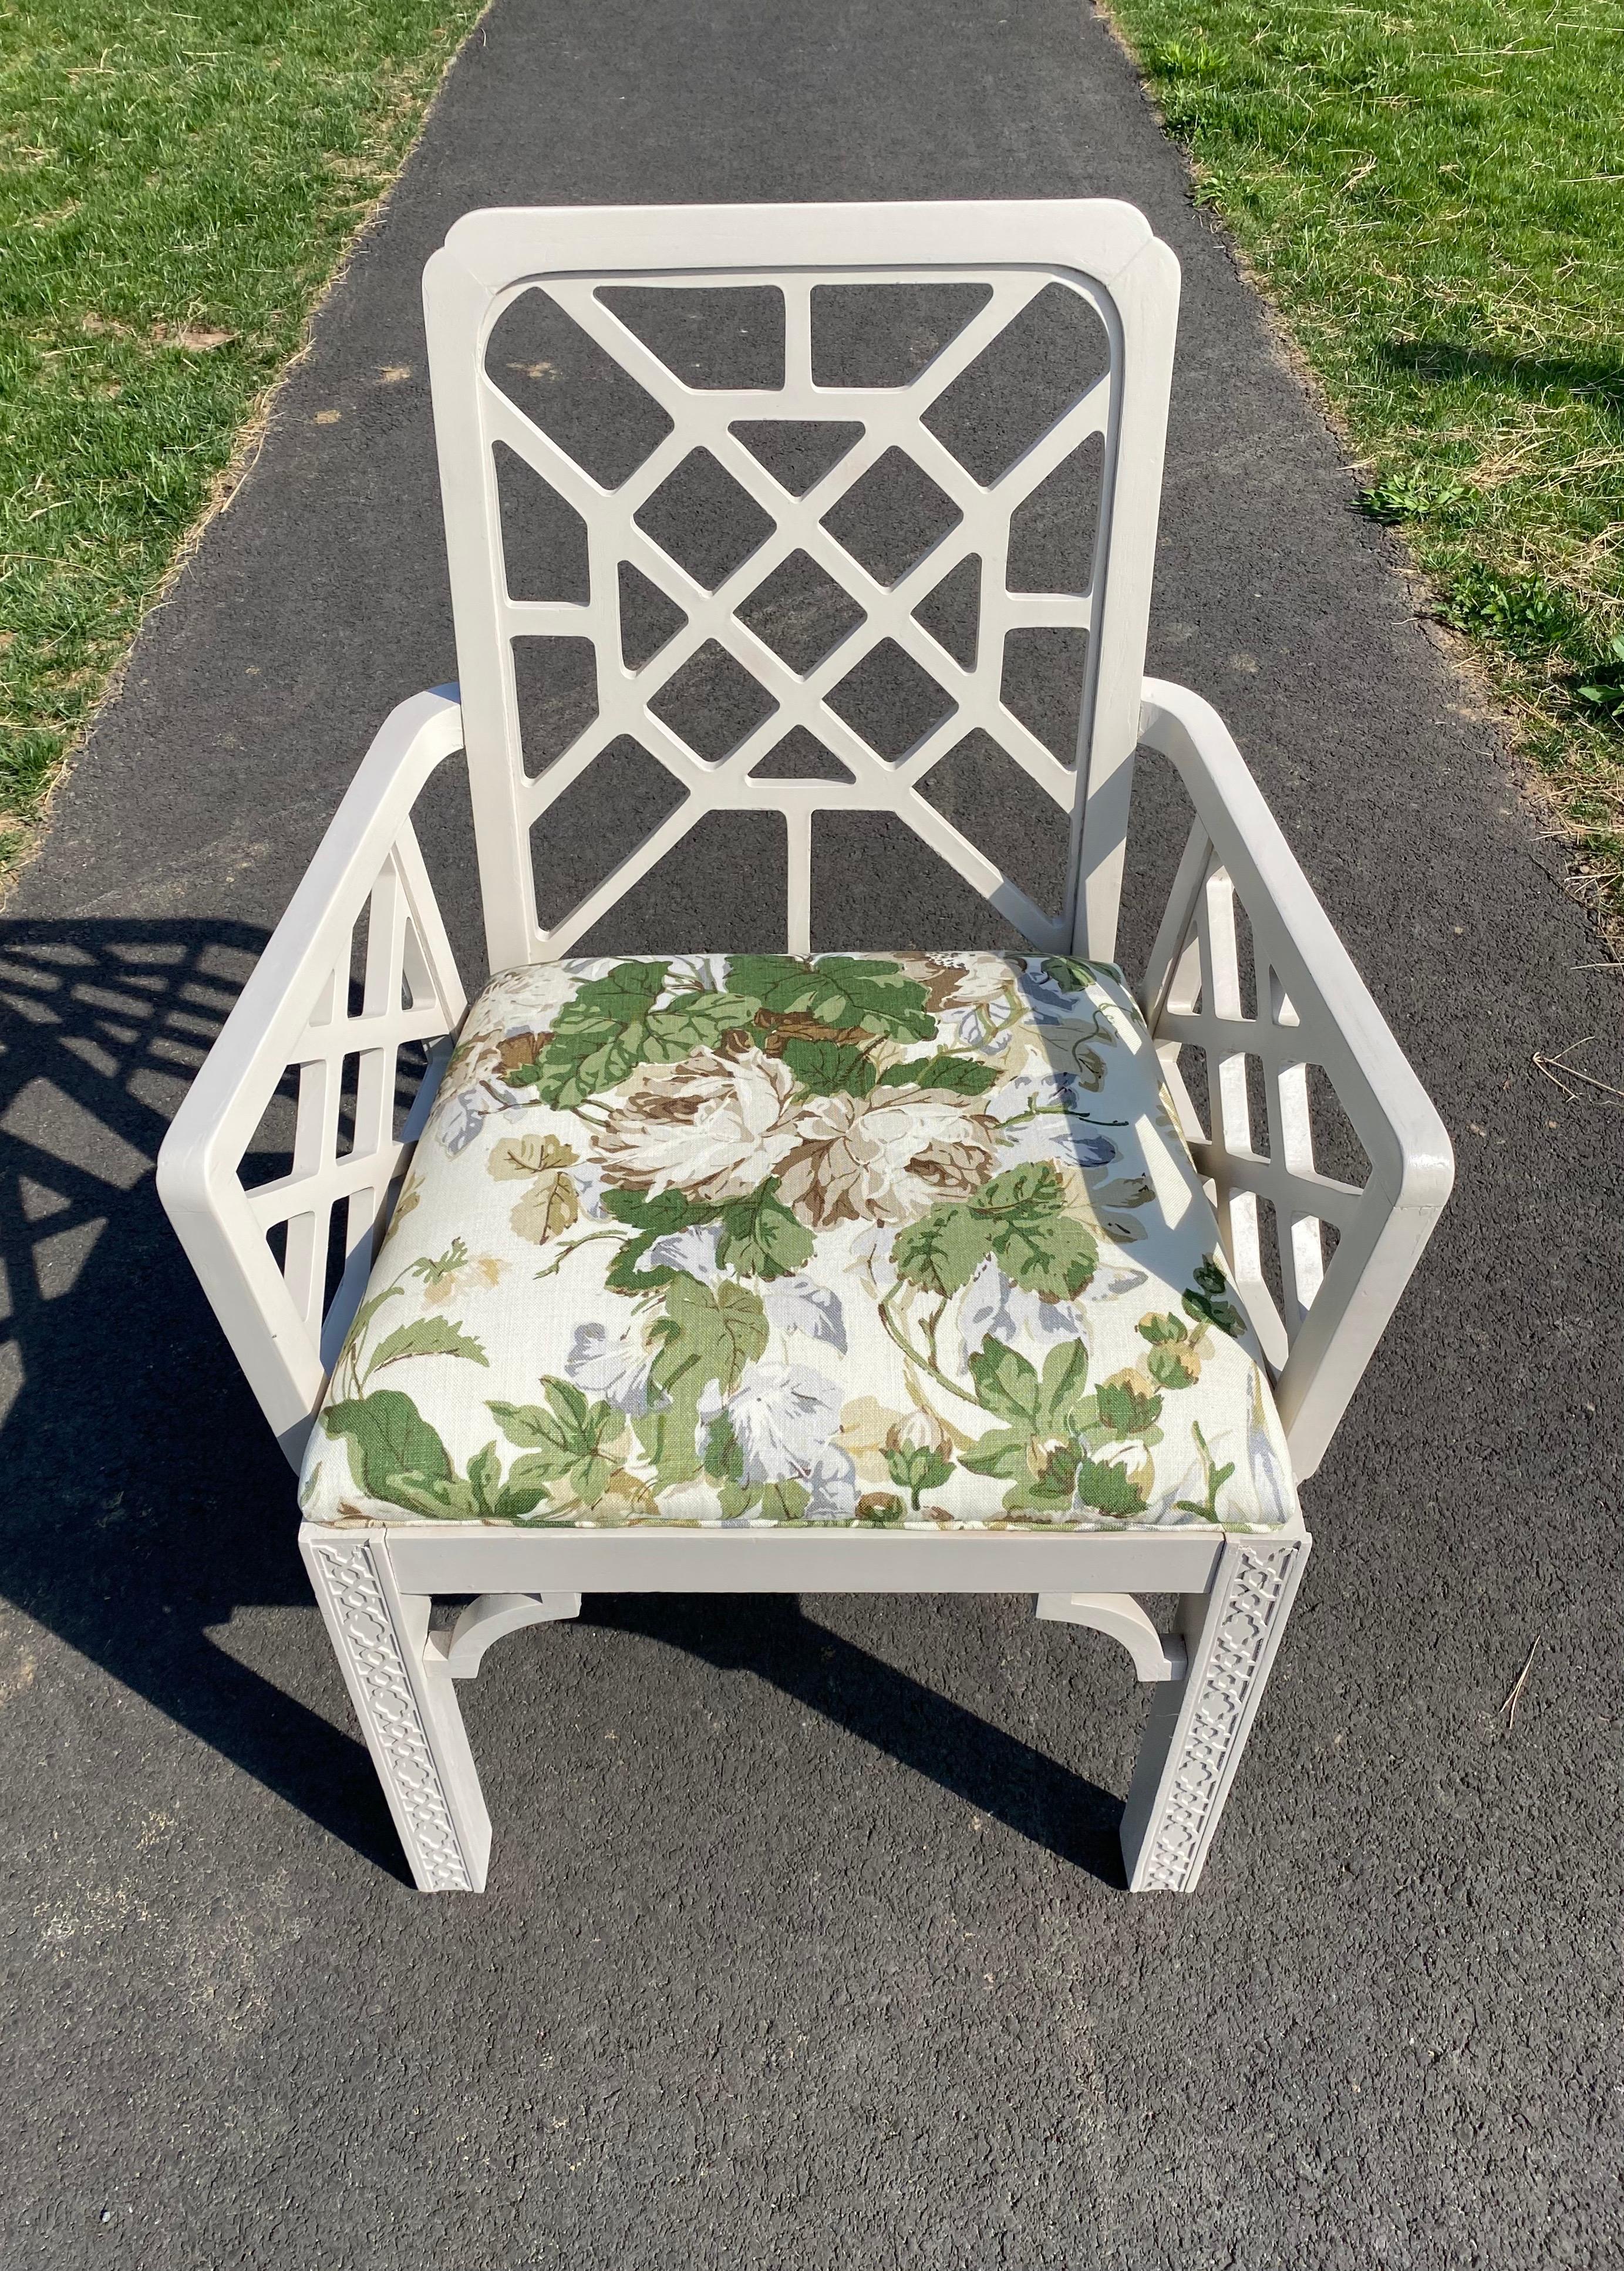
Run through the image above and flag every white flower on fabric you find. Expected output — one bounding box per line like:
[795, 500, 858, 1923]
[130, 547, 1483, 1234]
[661, 953, 732, 1000]
[776, 1087, 999, 1229]
[450, 972, 582, 1081]
[565, 1323, 668, 1417]
[803, 1444, 858, 1525]
[714, 1362, 844, 1484]
[646, 1221, 726, 1284]
[473, 962, 582, 1033]
[658, 1478, 724, 1524]
[1093, 1436, 1155, 1501]
[940, 958, 1017, 1012]
[958, 1256, 1079, 1367]
[568, 1154, 613, 1221]
[762, 1274, 847, 1353]
[885, 1405, 951, 1457]
[595, 1046, 802, 1205]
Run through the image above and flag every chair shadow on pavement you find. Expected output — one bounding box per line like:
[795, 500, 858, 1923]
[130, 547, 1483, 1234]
[0, 917, 1123, 1891]
[0, 916, 407, 1878]
[591, 1595, 1127, 1886]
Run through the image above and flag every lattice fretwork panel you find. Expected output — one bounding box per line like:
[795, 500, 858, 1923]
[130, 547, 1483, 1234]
[237, 834, 464, 1372]
[471, 266, 1119, 958]
[1149, 852, 1373, 1372]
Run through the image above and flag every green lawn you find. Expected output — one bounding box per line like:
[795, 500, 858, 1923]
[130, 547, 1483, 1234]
[1106, 0, 1624, 934]
[0, 0, 483, 871]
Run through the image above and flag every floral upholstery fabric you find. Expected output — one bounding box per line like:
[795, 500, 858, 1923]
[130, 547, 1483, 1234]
[300, 953, 1298, 1534]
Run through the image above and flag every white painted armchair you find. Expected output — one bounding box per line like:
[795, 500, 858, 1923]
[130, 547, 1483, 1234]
[159, 203, 1451, 1894]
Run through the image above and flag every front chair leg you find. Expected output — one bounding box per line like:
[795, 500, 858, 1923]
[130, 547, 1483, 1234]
[302, 1531, 491, 1893]
[1119, 1533, 1310, 1893]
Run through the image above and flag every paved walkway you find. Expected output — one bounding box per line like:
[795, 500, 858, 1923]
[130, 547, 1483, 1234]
[2, 2, 1618, 2264]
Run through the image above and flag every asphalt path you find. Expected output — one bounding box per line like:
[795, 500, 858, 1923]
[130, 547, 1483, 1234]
[1, 2, 1619, 2264]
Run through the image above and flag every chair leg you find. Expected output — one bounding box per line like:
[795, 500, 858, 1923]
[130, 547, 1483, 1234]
[1118, 1533, 1310, 1893]
[301, 1531, 491, 1893]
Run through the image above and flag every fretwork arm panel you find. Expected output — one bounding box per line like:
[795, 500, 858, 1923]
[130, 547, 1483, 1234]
[157, 691, 467, 1463]
[424, 203, 1181, 972]
[244, 838, 460, 1369]
[1137, 680, 1453, 1477]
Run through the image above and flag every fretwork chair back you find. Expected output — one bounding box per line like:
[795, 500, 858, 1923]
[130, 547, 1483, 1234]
[159, 203, 1453, 1896]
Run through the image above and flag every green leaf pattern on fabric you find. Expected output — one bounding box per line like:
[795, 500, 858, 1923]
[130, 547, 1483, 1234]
[302, 953, 1299, 1534]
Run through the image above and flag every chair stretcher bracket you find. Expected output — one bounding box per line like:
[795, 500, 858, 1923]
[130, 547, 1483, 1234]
[1035, 1591, 1187, 1682]
[427, 1592, 583, 1679]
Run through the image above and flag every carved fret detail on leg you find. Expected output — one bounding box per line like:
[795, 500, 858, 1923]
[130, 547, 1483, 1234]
[1120, 1535, 1309, 1894]
[302, 1532, 491, 1893]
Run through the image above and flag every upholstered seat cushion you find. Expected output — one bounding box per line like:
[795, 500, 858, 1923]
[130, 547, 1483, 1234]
[300, 952, 1298, 1534]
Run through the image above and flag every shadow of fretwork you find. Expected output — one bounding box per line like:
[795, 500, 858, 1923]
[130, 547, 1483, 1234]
[0, 918, 1130, 1886]
[0, 918, 405, 1876]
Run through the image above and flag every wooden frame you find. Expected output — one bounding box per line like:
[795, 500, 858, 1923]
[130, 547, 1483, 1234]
[158, 203, 1451, 1895]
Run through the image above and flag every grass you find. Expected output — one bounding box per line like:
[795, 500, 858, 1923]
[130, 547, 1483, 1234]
[0, 0, 484, 875]
[1103, 0, 1624, 936]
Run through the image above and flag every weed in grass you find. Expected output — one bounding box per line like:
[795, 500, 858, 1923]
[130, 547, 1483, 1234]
[1576, 637, 1624, 727]
[1439, 570, 1578, 660]
[1358, 471, 1469, 526]
[1107, 0, 1624, 938]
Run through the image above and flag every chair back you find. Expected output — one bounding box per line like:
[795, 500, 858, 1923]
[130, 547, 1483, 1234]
[423, 201, 1180, 972]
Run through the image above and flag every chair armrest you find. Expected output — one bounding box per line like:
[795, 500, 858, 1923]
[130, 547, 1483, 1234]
[1136, 677, 1453, 1478]
[157, 688, 469, 1468]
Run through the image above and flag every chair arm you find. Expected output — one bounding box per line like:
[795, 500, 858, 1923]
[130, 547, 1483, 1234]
[1136, 678, 1453, 1478]
[157, 688, 469, 1468]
